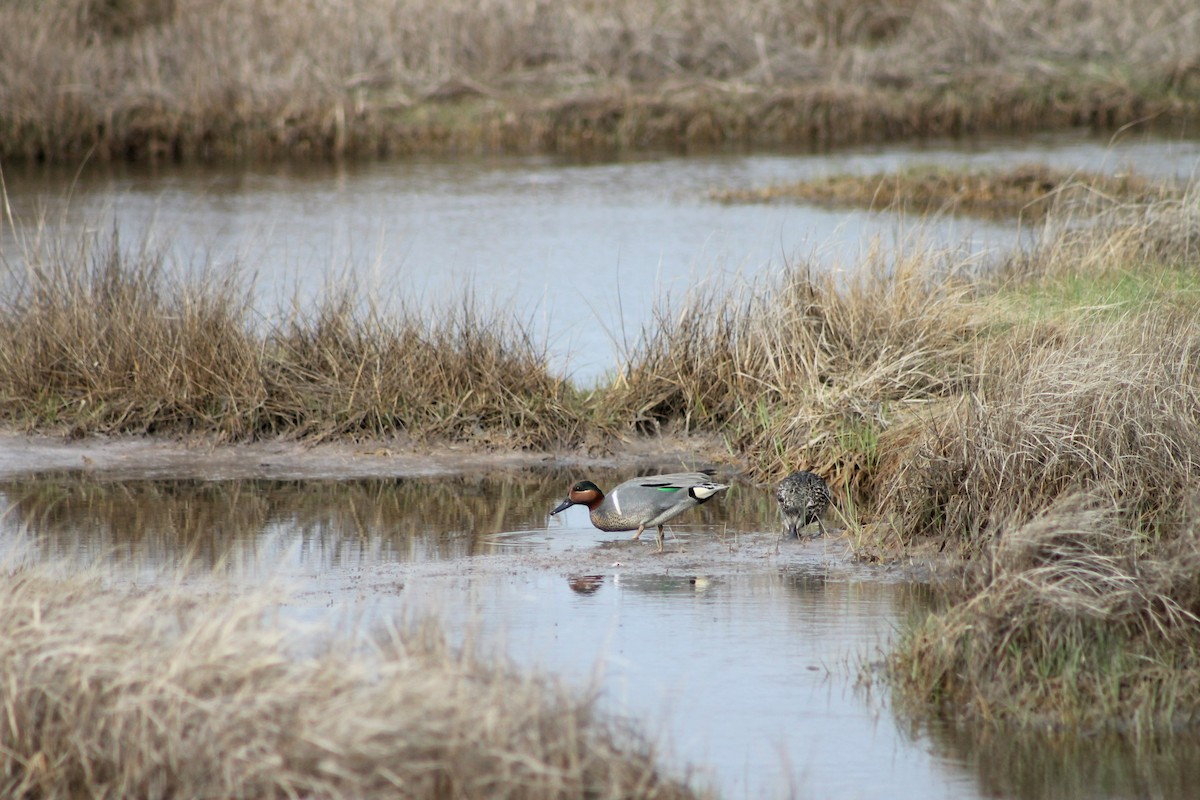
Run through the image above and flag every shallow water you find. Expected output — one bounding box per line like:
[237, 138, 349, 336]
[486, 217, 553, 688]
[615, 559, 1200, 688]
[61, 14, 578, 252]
[4, 132, 1198, 384]
[3, 469, 1200, 800]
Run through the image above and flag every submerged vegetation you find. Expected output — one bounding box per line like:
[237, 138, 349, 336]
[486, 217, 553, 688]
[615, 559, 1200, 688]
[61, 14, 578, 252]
[2, 0, 1199, 163]
[709, 164, 1183, 222]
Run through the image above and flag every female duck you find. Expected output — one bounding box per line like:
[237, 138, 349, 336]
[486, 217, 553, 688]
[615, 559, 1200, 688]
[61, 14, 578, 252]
[775, 470, 831, 539]
[550, 471, 728, 552]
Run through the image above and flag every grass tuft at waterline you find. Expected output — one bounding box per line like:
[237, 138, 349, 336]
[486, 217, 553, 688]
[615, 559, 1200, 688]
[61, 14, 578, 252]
[0, 230, 594, 448]
[886, 492, 1200, 731]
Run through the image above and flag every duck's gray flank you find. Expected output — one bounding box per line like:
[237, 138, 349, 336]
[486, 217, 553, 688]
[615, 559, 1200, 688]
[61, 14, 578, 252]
[550, 471, 729, 552]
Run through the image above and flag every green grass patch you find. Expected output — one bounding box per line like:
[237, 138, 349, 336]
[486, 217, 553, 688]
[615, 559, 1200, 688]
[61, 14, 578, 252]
[994, 264, 1200, 321]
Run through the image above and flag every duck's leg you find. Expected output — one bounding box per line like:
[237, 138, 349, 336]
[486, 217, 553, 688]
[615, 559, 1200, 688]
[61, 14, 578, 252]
[655, 525, 665, 552]
[630, 523, 646, 541]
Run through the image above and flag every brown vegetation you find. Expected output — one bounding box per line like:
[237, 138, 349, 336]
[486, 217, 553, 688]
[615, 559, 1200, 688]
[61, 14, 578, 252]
[0, 569, 702, 798]
[870, 197, 1200, 729]
[0, 230, 590, 448]
[3, 0, 1198, 163]
[709, 164, 1182, 222]
[608, 246, 984, 502]
[2, 111, 1200, 738]
[606, 189, 1200, 730]
[888, 492, 1200, 730]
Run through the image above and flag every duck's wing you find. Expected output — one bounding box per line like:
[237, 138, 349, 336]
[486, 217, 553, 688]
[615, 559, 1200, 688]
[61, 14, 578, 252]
[629, 470, 722, 490]
[628, 474, 729, 513]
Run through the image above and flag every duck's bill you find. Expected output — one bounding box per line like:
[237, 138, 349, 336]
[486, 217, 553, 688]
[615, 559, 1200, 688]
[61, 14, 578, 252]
[550, 498, 574, 515]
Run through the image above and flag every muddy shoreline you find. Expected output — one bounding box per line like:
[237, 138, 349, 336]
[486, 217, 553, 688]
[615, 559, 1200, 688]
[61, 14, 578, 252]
[0, 431, 740, 481]
[0, 431, 901, 584]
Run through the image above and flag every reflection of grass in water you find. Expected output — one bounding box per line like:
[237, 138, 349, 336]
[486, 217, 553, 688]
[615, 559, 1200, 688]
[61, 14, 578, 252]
[0, 569, 704, 799]
[0, 468, 780, 571]
[910, 716, 1200, 800]
[2, 472, 568, 569]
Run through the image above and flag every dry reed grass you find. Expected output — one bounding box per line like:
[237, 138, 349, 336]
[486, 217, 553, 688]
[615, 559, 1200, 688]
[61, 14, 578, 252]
[887, 492, 1200, 730]
[3, 0, 1198, 162]
[877, 309, 1200, 551]
[0, 230, 592, 448]
[0, 231, 262, 438]
[263, 289, 586, 446]
[871, 187, 1200, 546]
[611, 242, 985, 501]
[858, 193, 1200, 730]
[0, 568, 701, 798]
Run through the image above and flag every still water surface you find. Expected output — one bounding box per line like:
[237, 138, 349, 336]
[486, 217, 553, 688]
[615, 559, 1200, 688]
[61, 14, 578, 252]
[3, 470, 1199, 800]
[5, 132, 1199, 384]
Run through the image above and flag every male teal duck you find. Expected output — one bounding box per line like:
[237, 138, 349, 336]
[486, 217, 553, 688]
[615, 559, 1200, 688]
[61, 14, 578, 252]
[775, 470, 831, 539]
[550, 471, 729, 552]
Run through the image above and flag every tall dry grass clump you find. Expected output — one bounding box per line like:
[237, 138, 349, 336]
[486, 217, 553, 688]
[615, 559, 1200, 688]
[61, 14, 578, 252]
[0, 231, 263, 438]
[879, 193, 1200, 730]
[0, 569, 701, 798]
[262, 289, 585, 446]
[878, 309, 1200, 551]
[3, 0, 1198, 162]
[878, 188, 1200, 549]
[0, 230, 591, 447]
[888, 493, 1200, 730]
[611, 243, 986, 497]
